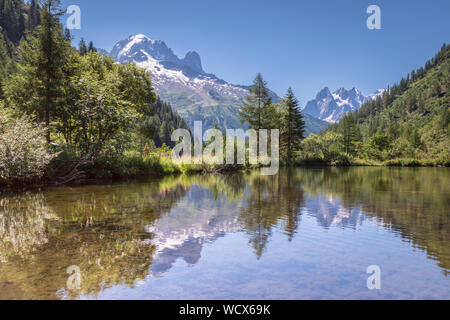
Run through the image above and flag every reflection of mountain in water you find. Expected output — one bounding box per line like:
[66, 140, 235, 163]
[145, 172, 308, 271]
[297, 167, 450, 274]
[305, 195, 365, 229]
[0, 168, 448, 299]
[147, 187, 244, 276]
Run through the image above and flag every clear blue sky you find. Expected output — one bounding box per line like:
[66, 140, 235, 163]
[61, 0, 449, 104]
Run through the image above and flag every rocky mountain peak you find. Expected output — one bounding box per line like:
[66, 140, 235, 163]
[109, 33, 327, 135]
[304, 87, 385, 123]
[182, 51, 203, 74]
[316, 87, 332, 100]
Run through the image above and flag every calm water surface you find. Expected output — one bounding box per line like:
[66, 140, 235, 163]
[0, 168, 449, 300]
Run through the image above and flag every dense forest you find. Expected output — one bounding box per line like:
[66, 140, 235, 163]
[302, 44, 449, 166]
[0, 0, 40, 96]
[148, 97, 191, 148]
[0, 0, 190, 185]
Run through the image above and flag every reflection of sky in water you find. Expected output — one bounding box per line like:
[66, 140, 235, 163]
[88, 213, 447, 300]
[83, 181, 448, 299]
[1, 168, 449, 300]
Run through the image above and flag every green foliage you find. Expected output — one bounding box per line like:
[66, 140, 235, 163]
[327, 43, 450, 164]
[365, 133, 391, 160]
[409, 128, 422, 149]
[238, 73, 273, 131]
[143, 97, 190, 148]
[0, 113, 57, 184]
[88, 41, 96, 53]
[303, 113, 329, 136]
[64, 53, 156, 155]
[280, 88, 306, 163]
[0, 27, 16, 97]
[0, 0, 27, 44]
[79, 38, 87, 55]
[3, 0, 72, 143]
[0, 0, 41, 96]
[5, 38, 157, 156]
[300, 132, 351, 166]
[239, 78, 309, 164]
[339, 114, 361, 155]
[0, 0, 170, 184]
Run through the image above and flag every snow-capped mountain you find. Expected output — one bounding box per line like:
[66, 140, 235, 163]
[110, 34, 251, 129]
[303, 87, 385, 123]
[305, 195, 365, 229]
[367, 89, 386, 101]
[109, 34, 328, 134]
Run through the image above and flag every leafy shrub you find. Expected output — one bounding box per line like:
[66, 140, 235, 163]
[329, 152, 352, 167]
[295, 155, 329, 166]
[437, 152, 450, 167]
[0, 115, 57, 184]
[385, 159, 424, 167]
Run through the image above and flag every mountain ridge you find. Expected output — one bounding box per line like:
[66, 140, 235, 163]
[328, 43, 449, 161]
[109, 34, 329, 134]
[303, 87, 385, 123]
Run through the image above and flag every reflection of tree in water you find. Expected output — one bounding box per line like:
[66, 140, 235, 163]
[0, 193, 57, 263]
[146, 174, 248, 275]
[1, 167, 448, 299]
[0, 181, 188, 300]
[239, 169, 305, 258]
[298, 167, 450, 274]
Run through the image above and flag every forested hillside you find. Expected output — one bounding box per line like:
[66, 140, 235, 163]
[0, 0, 40, 96]
[349, 44, 449, 159]
[0, 0, 188, 146]
[302, 44, 449, 166]
[147, 97, 191, 148]
[0, 0, 193, 184]
[0, 28, 15, 96]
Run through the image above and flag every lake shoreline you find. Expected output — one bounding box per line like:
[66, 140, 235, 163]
[1, 158, 448, 193]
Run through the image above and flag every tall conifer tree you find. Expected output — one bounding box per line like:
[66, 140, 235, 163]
[238, 73, 273, 153]
[3, 0, 71, 143]
[79, 38, 87, 55]
[280, 88, 305, 163]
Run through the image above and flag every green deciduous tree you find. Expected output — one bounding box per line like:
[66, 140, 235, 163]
[61, 53, 157, 156]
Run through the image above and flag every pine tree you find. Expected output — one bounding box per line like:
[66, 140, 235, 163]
[88, 41, 96, 53]
[79, 38, 87, 55]
[64, 28, 72, 42]
[159, 120, 170, 145]
[238, 73, 273, 129]
[3, 0, 71, 144]
[28, 0, 40, 30]
[280, 88, 306, 163]
[410, 128, 422, 149]
[37, 0, 69, 143]
[340, 114, 360, 155]
[238, 73, 273, 153]
[439, 107, 449, 131]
